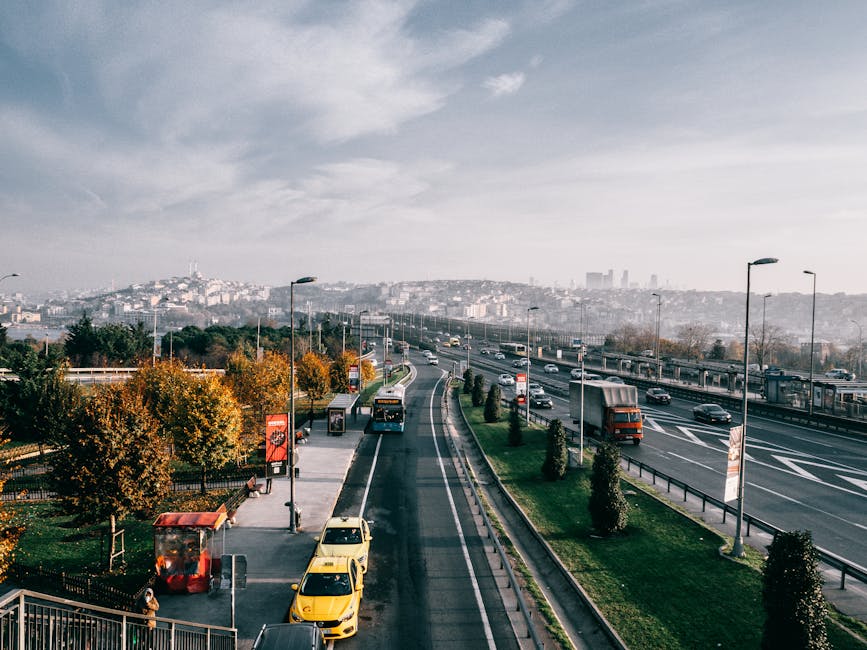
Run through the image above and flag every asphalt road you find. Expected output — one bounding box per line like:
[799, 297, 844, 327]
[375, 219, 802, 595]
[442, 347, 867, 569]
[328, 364, 521, 649]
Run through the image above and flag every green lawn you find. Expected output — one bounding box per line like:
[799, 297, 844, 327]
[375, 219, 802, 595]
[459, 393, 866, 650]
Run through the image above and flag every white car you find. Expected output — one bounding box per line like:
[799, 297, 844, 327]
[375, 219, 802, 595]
[543, 364, 559, 374]
[498, 373, 515, 386]
[494, 352, 505, 360]
[422, 350, 433, 358]
[528, 382, 545, 396]
[570, 368, 584, 379]
[428, 355, 439, 365]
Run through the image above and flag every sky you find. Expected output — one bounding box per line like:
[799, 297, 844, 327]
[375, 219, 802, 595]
[2, 0, 867, 297]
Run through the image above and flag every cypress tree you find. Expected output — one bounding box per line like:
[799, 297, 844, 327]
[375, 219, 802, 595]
[541, 418, 567, 481]
[762, 530, 830, 650]
[462, 368, 474, 395]
[471, 374, 485, 407]
[484, 384, 502, 422]
[508, 398, 523, 447]
[588, 441, 629, 535]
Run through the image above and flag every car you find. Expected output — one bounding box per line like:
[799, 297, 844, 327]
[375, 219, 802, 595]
[498, 373, 515, 386]
[289, 556, 364, 640]
[252, 623, 326, 650]
[480, 348, 490, 355]
[543, 364, 559, 374]
[428, 355, 438, 365]
[462, 344, 471, 350]
[693, 403, 732, 424]
[604, 376, 625, 384]
[641, 349, 655, 357]
[645, 387, 672, 404]
[313, 516, 373, 573]
[512, 358, 531, 368]
[494, 352, 506, 360]
[570, 369, 602, 380]
[422, 350, 433, 358]
[528, 382, 544, 396]
[530, 394, 553, 409]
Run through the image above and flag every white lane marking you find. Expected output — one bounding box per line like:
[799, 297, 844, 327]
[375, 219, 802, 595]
[745, 481, 867, 532]
[675, 425, 708, 447]
[643, 416, 666, 433]
[359, 434, 384, 518]
[841, 476, 867, 493]
[428, 376, 497, 650]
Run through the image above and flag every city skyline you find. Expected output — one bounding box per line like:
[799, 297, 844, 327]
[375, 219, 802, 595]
[2, 2, 866, 296]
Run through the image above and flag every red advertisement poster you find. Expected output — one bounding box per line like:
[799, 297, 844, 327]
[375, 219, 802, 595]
[265, 413, 289, 463]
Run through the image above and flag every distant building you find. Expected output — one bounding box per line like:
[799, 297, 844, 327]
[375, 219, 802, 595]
[650, 274, 658, 290]
[586, 272, 604, 289]
[620, 270, 629, 289]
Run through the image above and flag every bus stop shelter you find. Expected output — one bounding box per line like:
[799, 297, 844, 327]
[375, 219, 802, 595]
[326, 393, 360, 435]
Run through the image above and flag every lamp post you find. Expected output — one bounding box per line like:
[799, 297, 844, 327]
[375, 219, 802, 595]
[732, 256, 778, 558]
[526, 306, 539, 424]
[466, 316, 474, 370]
[358, 310, 368, 392]
[804, 270, 816, 416]
[651, 292, 662, 379]
[152, 308, 159, 367]
[0, 273, 20, 284]
[289, 276, 316, 534]
[851, 320, 863, 379]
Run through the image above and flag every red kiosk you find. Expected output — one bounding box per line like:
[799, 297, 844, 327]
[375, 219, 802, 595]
[153, 511, 226, 593]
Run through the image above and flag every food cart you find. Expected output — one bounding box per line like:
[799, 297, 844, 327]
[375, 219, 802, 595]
[153, 511, 227, 594]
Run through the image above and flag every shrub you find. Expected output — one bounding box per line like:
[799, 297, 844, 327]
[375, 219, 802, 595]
[484, 384, 502, 423]
[588, 441, 629, 535]
[471, 374, 485, 407]
[541, 418, 567, 481]
[508, 399, 523, 447]
[462, 368, 474, 395]
[762, 530, 830, 650]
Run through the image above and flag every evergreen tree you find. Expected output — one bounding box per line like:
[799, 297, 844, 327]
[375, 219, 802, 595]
[588, 441, 629, 535]
[64, 312, 101, 367]
[462, 368, 474, 395]
[471, 374, 485, 407]
[508, 398, 523, 447]
[541, 418, 568, 481]
[762, 530, 830, 650]
[484, 384, 502, 423]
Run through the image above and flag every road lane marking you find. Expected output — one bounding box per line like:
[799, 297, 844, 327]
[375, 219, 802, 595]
[428, 375, 497, 650]
[675, 425, 708, 446]
[359, 433, 384, 518]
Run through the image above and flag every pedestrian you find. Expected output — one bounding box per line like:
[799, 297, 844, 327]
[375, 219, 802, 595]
[137, 587, 159, 648]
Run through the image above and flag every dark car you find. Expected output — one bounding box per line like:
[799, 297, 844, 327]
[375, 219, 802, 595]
[645, 387, 671, 404]
[252, 623, 326, 650]
[530, 394, 553, 409]
[693, 403, 732, 424]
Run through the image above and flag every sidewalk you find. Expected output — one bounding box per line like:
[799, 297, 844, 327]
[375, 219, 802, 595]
[155, 417, 364, 650]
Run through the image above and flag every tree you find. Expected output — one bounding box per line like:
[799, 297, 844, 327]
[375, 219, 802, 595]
[588, 441, 629, 535]
[462, 368, 474, 395]
[676, 323, 713, 361]
[508, 399, 523, 447]
[51, 385, 171, 569]
[0, 435, 22, 581]
[172, 374, 243, 493]
[762, 530, 830, 650]
[360, 359, 376, 383]
[126, 361, 195, 444]
[471, 374, 485, 407]
[708, 339, 727, 360]
[541, 418, 568, 481]
[484, 384, 501, 423]
[64, 312, 101, 367]
[296, 352, 331, 425]
[329, 352, 356, 394]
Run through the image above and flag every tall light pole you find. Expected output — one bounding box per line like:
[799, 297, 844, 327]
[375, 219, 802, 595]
[358, 310, 368, 392]
[289, 276, 316, 534]
[526, 306, 539, 424]
[152, 308, 159, 367]
[651, 292, 662, 380]
[732, 256, 778, 558]
[466, 316, 474, 370]
[851, 320, 863, 379]
[804, 270, 816, 416]
[760, 293, 772, 369]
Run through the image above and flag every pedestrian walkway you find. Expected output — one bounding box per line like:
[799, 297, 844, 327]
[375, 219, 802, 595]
[156, 417, 364, 650]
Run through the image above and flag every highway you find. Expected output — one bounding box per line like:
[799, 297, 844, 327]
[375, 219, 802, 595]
[328, 363, 521, 649]
[439, 346, 867, 569]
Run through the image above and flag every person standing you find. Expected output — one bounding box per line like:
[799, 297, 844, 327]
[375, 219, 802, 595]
[138, 587, 159, 648]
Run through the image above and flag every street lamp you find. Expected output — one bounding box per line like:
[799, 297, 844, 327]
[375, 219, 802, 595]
[851, 320, 863, 379]
[652, 292, 662, 380]
[0, 273, 20, 284]
[804, 270, 816, 416]
[526, 306, 539, 424]
[466, 316, 474, 370]
[358, 310, 368, 392]
[289, 275, 316, 534]
[732, 256, 778, 558]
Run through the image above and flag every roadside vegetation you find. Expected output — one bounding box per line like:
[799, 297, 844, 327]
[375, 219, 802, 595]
[459, 393, 866, 650]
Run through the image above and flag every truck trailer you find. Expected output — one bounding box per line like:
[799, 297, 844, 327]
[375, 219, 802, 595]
[569, 380, 644, 445]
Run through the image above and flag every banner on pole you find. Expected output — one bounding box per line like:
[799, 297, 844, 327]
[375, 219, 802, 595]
[724, 425, 743, 503]
[265, 414, 289, 464]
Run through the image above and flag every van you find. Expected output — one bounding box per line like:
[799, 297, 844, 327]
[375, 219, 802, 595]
[252, 623, 325, 650]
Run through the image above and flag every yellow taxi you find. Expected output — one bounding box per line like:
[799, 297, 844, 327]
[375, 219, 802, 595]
[289, 556, 364, 640]
[313, 516, 373, 573]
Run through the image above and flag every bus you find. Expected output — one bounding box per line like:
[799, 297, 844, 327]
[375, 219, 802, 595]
[371, 384, 406, 433]
[499, 342, 527, 357]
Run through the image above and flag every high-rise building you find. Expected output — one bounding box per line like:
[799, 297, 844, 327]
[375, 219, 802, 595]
[620, 270, 629, 289]
[650, 274, 658, 289]
[586, 272, 604, 289]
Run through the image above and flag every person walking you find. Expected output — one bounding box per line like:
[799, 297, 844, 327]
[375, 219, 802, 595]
[137, 587, 159, 648]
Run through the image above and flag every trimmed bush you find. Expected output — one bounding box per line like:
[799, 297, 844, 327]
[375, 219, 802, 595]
[462, 368, 474, 395]
[588, 441, 629, 535]
[471, 374, 485, 407]
[508, 399, 523, 447]
[484, 384, 502, 423]
[541, 418, 567, 481]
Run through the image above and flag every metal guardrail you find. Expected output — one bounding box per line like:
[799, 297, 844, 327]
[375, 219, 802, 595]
[0, 367, 225, 384]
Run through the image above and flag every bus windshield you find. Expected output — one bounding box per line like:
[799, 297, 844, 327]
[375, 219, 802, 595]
[373, 404, 404, 423]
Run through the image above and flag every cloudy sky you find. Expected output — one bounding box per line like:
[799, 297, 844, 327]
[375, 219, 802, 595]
[2, 1, 866, 297]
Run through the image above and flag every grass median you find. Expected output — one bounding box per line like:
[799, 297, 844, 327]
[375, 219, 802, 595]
[458, 393, 866, 650]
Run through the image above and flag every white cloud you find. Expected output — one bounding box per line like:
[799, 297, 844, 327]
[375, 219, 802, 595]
[483, 72, 526, 97]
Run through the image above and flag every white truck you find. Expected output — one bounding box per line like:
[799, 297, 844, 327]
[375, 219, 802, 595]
[570, 380, 644, 445]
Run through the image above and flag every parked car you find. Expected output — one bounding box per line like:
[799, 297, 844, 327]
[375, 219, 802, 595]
[494, 352, 506, 360]
[498, 373, 515, 386]
[313, 516, 373, 573]
[645, 387, 672, 405]
[604, 376, 625, 384]
[530, 394, 553, 409]
[289, 556, 364, 640]
[543, 363, 559, 374]
[693, 403, 732, 424]
[252, 623, 326, 650]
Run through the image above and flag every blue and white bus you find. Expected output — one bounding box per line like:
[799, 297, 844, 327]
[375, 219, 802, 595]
[371, 384, 406, 433]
